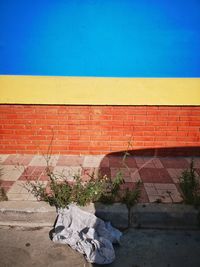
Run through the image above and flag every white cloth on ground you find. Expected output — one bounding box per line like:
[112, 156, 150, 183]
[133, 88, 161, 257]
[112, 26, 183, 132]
[52, 204, 122, 264]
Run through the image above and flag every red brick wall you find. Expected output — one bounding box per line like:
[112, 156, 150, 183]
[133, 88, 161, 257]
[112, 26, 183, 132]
[0, 105, 200, 155]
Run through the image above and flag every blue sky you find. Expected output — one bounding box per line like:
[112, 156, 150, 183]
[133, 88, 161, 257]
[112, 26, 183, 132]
[0, 0, 200, 77]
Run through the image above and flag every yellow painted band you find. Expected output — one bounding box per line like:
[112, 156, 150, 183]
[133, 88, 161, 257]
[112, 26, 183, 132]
[0, 75, 200, 105]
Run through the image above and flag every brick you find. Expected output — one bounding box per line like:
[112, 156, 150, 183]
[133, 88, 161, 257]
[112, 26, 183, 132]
[0, 129, 15, 134]
[189, 121, 200, 126]
[180, 116, 200, 121]
[134, 115, 148, 121]
[88, 146, 110, 151]
[177, 132, 189, 136]
[133, 141, 144, 146]
[160, 116, 179, 121]
[135, 126, 155, 131]
[146, 106, 159, 110]
[68, 145, 89, 151]
[191, 110, 200, 115]
[1, 104, 200, 155]
[147, 110, 168, 115]
[142, 131, 156, 136]
[187, 132, 200, 137]
[132, 137, 149, 142]
[167, 121, 180, 126]
[145, 121, 168, 126]
[166, 131, 179, 136]
[3, 124, 24, 130]
[93, 136, 110, 141]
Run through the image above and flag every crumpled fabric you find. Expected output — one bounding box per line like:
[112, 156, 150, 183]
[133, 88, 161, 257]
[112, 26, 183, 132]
[52, 204, 122, 264]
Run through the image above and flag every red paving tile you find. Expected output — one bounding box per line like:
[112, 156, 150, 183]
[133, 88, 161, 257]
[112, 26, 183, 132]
[121, 156, 138, 168]
[2, 187, 11, 193]
[0, 180, 14, 187]
[57, 156, 83, 166]
[160, 157, 189, 169]
[0, 181, 15, 193]
[99, 157, 110, 168]
[138, 186, 149, 203]
[175, 183, 184, 196]
[135, 157, 155, 168]
[108, 156, 137, 168]
[144, 183, 182, 203]
[20, 166, 36, 176]
[108, 156, 125, 168]
[110, 167, 140, 183]
[139, 168, 173, 183]
[40, 174, 50, 181]
[166, 168, 184, 183]
[107, 156, 137, 168]
[3, 155, 33, 166]
[18, 166, 50, 181]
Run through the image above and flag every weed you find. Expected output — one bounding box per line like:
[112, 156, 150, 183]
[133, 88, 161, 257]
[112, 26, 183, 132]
[27, 154, 142, 209]
[27, 137, 142, 209]
[122, 181, 142, 209]
[0, 187, 8, 201]
[179, 160, 200, 207]
[0, 164, 8, 201]
[27, 166, 107, 208]
[100, 171, 125, 204]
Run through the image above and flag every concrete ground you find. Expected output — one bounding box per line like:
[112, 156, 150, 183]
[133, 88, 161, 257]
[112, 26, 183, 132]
[0, 226, 200, 267]
[0, 226, 91, 267]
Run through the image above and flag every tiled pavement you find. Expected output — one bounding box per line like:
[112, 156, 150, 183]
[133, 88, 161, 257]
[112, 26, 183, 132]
[0, 154, 200, 204]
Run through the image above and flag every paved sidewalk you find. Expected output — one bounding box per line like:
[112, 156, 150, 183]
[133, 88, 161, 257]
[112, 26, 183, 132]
[1, 154, 199, 204]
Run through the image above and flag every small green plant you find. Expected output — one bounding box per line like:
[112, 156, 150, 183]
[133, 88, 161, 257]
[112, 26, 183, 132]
[27, 167, 107, 208]
[100, 171, 124, 204]
[0, 187, 8, 201]
[27, 137, 142, 209]
[122, 181, 142, 209]
[27, 157, 141, 209]
[70, 173, 106, 206]
[179, 160, 200, 207]
[0, 165, 8, 201]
